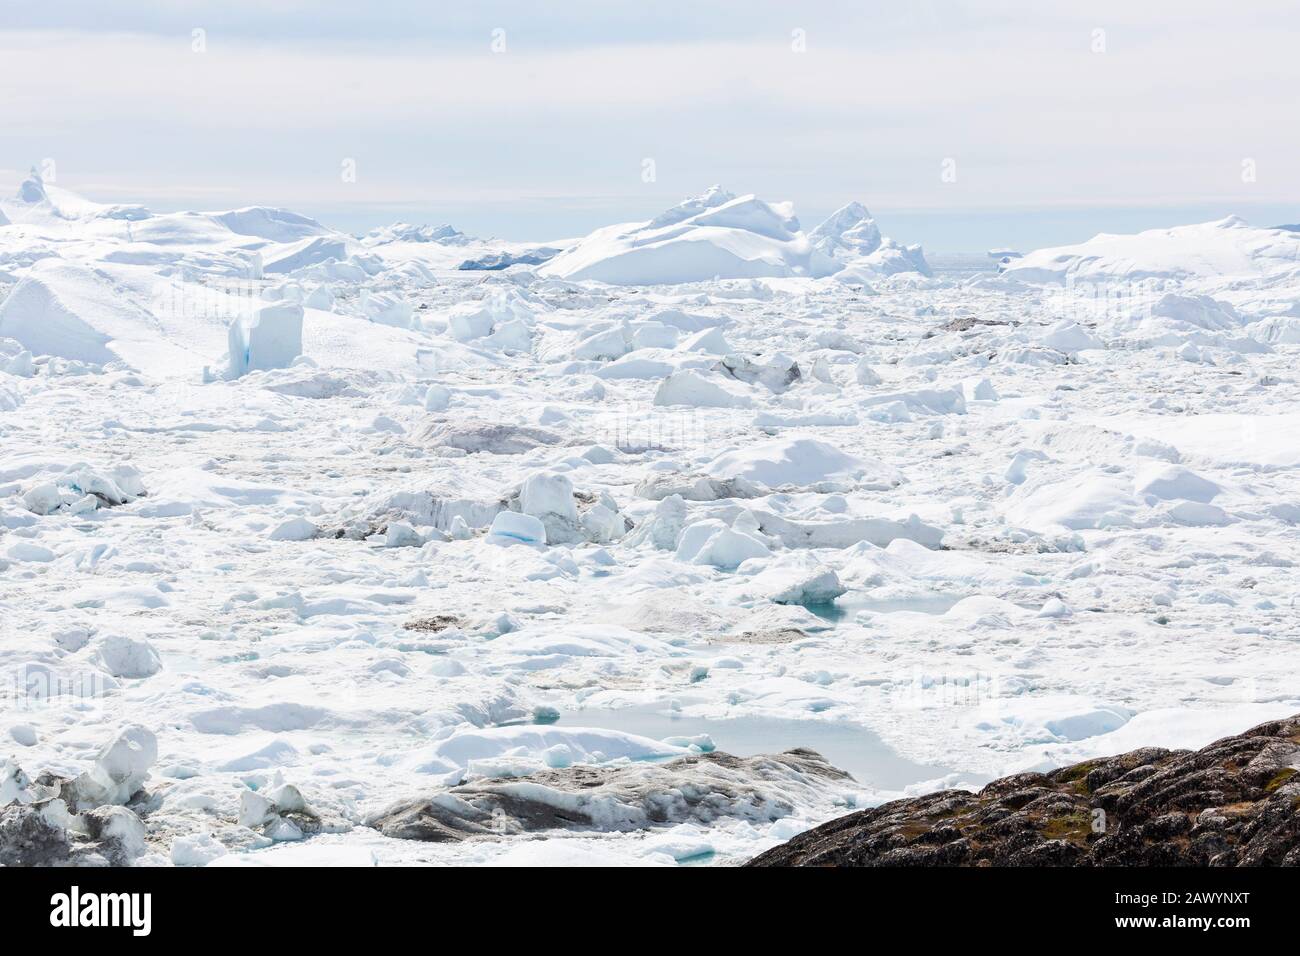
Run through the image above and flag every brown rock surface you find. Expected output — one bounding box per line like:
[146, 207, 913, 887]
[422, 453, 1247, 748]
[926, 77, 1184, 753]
[748, 715, 1300, 866]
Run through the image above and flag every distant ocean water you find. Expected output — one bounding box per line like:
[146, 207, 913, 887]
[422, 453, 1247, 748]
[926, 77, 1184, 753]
[926, 252, 1000, 276]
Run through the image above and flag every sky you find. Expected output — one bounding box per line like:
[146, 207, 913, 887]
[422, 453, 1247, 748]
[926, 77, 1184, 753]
[1, 1, 1297, 251]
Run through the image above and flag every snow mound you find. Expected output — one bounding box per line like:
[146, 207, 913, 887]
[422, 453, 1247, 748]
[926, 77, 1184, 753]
[1006, 216, 1300, 283]
[1038, 320, 1104, 353]
[1134, 463, 1220, 503]
[1111, 412, 1300, 470]
[1006, 470, 1142, 531]
[539, 186, 840, 285]
[654, 369, 754, 408]
[0, 260, 199, 372]
[881, 538, 1037, 591]
[1150, 293, 1243, 332]
[262, 236, 356, 274]
[976, 697, 1135, 745]
[706, 437, 902, 490]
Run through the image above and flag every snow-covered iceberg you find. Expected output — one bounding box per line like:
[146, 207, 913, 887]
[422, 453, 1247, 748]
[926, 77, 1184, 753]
[1004, 216, 1300, 283]
[539, 186, 840, 285]
[812, 201, 931, 277]
[362, 222, 468, 246]
[4, 167, 149, 224]
[0, 259, 201, 370]
[212, 206, 333, 242]
[809, 201, 882, 258]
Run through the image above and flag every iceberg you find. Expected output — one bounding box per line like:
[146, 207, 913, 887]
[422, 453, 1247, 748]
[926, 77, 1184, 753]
[1005, 216, 1300, 283]
[540, 186, 840, 285]
[812, 202, 931, 276]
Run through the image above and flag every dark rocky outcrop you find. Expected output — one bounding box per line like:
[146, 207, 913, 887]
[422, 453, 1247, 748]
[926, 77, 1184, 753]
[0, 805, 73, 866]
[0, 802, 148, 867]
[748, 715, 1300, 866]
[935, 316, 1012, 334]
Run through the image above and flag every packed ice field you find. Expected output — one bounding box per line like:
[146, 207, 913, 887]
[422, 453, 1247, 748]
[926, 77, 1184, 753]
[2, 174, 1299, 866]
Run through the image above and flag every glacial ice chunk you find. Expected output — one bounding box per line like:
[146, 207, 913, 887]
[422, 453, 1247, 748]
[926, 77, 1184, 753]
[227, 302, 303, 378]
[654, 369, 754, 408]
[269, 516, 319, 541]
[96, 634, 162, 679]
[519, 471, 581, 543]
[74, 725, 157, 807]
[489, 511, 547, 545]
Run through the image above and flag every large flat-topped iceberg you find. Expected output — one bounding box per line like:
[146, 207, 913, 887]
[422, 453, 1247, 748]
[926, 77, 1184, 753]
[1004, 216, 1300, 283]
[539, 186, 841, 285]
[211, 206, 334, 242]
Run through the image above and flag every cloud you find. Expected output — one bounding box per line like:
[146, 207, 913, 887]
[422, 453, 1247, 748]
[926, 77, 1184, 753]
[1, 10, 1296, 240]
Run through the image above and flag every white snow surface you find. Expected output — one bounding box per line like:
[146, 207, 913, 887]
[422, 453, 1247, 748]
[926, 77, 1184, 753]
[2, 179, 1299, 866]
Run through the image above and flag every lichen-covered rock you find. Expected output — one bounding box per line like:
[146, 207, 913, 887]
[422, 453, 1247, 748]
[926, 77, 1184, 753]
[748, 715, 1300, 866]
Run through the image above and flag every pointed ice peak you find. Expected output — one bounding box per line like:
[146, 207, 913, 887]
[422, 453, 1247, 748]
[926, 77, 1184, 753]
[696, 184, 734, 206]
[9, 167, 149, 222]
[18, 166, 48, 204]
[646, 184, 737, 229]
[822, 201, 872, 226]
[811, 201, 882, 258]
